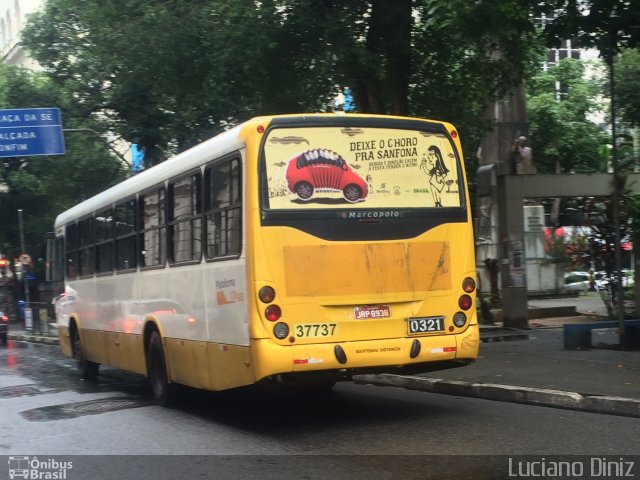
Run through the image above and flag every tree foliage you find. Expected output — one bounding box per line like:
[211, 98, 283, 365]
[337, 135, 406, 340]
[537, 0, 640, 59]
[615, 48, 640, 127]
[21, 0, 542, 169]
[0, 64, 126, 262]
[526, 58, 608, 173]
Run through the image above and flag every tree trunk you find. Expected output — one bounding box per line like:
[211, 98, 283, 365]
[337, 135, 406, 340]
[634, 233, 640, 317]
[356, 0, 411, 115]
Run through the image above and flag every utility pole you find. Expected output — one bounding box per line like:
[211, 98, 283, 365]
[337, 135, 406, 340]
[17, 209, 29, 305]
[606, 40, 626, 347]
[17, 209, 31, 332]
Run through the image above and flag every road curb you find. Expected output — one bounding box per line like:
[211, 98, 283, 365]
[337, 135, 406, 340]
[7, 333, 59, 346]
[479, 326, 530, 343]
[353, 373, 640, 418]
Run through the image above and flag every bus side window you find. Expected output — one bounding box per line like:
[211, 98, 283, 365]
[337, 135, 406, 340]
[78, 217, 95, 277]
[115, 199, 137, 271]
[95, 208, 114, 274]
[66, 223, 78, 279]
[168, 172, 202, 264]
[205, 156, 242, 259]
[140, 187, 166, 268]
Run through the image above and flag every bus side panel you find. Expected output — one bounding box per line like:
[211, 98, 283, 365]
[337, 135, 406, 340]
[165, 338, 211, 389]
[104, 331, 146, 375]
[163, 339, 254, 391]
[206, 343, 254, 390]
[203, 260, 250, 346]
[81, 328, 109, 365]
[58, 325, 73, 358]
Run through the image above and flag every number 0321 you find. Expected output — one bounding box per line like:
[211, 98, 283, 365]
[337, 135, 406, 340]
[408, 316, 445, 334]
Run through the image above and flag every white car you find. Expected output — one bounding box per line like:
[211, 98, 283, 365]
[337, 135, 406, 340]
[597, 270, 635, 290]
[564, 271, 592, 292]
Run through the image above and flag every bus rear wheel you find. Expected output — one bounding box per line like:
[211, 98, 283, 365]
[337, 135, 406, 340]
[71, 327, 99, 380]
[146, 331, 177, 407]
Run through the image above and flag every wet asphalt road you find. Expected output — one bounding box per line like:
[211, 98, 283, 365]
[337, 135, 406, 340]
[0, 340, 639, 479]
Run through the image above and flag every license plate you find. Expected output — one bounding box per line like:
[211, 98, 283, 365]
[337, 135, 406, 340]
[353, 305, 391, 319]
[408, 316, 445, 334]
[294, 323, 337, 338]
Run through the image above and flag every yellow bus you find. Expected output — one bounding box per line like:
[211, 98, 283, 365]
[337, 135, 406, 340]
[47, 113, 479, 405]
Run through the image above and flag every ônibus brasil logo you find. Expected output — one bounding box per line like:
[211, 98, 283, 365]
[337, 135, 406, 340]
[8, 456, 73, 479]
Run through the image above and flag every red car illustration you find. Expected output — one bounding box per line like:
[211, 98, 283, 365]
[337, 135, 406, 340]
[286, 149, 368, 203]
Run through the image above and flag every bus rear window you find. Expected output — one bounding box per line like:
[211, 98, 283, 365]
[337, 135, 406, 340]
[262, 126, 462, 210]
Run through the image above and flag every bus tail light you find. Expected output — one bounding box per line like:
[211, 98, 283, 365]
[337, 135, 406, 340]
[265, 305, 281, 321]
[453, 312, 467, 327]
[462, 277, 476, 293]
[259, 286, 276, 303]
[458, 295, 472, 311]
[273, 322, 289, 339]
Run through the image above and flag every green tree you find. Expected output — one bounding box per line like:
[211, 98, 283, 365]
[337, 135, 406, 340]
[22, 0, 541, 171]
[0, 64, 126, 266]
[616, 48, 640, 127]
[526, 58, 608, 173]
[22, 0, 343, 165]
[535, 0, 640, 325]
[537, 0, 640, 58]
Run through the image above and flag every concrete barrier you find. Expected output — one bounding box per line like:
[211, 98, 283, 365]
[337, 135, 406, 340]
[563, 319, 640, 349]
[353, 373, 640, 418]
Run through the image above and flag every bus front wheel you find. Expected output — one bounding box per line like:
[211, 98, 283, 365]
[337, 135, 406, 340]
[146, 331, 177, 407]
[71, 327, 99, 380]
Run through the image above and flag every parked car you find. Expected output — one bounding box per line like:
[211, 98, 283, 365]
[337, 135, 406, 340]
[564, 270, 634, 293]
[564, 271, 593, 292]
[0, 310, 8, 345]
[596, 270, 635, 290]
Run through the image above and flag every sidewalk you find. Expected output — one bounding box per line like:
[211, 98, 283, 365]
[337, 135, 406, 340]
[7, 310, 640, 417]
[7, 320, 59, 346]
[355, 314, 640, 418]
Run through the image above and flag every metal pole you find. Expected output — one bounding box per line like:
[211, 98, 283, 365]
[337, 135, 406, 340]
[17, 209, 31, 332]
[17, 209, 29, 303]
[608, 48, 625, 347]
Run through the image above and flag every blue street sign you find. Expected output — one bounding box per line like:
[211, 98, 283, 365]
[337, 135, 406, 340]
[0, 107, 65, 157]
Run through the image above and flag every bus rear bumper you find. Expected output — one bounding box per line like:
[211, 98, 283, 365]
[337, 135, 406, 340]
[252, 325, 479, 381]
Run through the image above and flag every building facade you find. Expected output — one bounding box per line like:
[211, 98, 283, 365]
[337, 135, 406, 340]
[0, 0, 43, 67]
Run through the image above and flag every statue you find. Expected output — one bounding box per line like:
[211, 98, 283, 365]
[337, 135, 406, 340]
[511, 136, 537, 174]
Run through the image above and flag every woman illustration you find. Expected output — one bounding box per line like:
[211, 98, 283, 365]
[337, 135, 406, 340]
[420, 145, 449, 207]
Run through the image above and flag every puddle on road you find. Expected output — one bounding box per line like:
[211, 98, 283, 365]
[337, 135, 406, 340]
[20, 396, 156, 421]
[0, 384, 60, 398]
